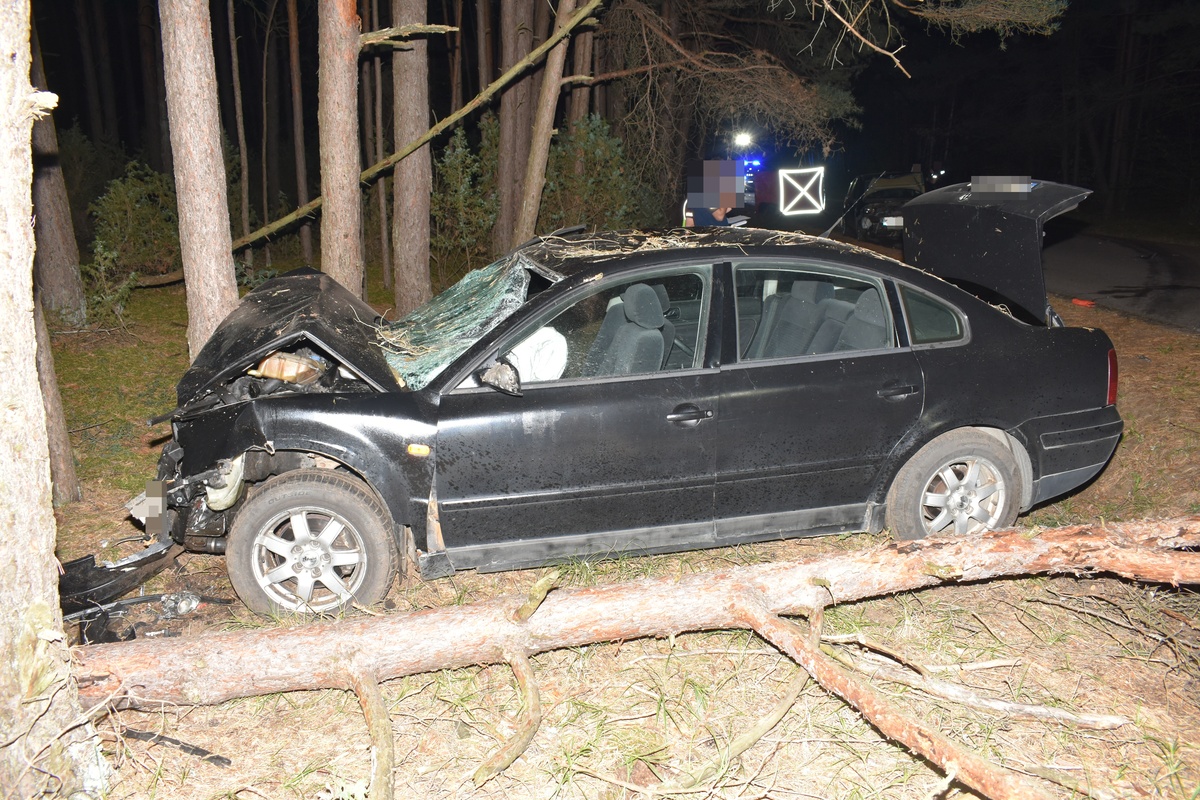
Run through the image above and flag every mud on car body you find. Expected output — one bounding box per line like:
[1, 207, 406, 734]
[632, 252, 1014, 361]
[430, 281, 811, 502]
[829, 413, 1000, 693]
[127, 182, 1121, 617]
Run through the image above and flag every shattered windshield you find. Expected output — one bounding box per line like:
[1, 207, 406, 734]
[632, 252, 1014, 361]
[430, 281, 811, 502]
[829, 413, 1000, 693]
[378, 255, 534, 390]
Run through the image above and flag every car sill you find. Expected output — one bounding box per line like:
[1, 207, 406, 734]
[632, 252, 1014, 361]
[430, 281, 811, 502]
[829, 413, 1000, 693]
[420, 504, 868, 578]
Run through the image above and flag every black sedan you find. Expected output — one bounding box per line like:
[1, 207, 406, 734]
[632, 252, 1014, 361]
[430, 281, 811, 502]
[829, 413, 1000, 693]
[132, 184, 1121, 615]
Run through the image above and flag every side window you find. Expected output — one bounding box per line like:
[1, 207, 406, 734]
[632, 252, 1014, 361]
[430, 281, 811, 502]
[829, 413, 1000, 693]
[901, 287, 964, 345]
[733, 263, 893, 360]
[502, 269, 709, 383]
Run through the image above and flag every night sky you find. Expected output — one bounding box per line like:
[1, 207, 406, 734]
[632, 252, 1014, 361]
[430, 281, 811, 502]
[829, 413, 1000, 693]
[33, 0, 1200, 227]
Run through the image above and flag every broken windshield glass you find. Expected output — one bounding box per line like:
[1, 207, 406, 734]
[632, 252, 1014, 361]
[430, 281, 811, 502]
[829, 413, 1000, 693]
[378, 255, 534, 390]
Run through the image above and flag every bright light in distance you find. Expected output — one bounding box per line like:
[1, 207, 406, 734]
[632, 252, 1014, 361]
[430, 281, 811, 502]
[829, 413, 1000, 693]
[733, 132, 753, 147]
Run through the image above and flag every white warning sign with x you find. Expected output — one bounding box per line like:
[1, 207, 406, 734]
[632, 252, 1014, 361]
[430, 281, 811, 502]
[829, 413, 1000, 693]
[778, 167, 825, 215]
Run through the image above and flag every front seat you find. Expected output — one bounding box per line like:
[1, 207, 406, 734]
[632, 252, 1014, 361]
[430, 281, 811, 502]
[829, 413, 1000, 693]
[590, 283, 666, 376]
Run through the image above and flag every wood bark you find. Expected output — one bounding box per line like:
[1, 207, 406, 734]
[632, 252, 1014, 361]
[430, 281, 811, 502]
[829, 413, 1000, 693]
[73, 0, 107, 146]
[159, 0, 240, 359]
[137, 0, 169, 173]
[286, 0, 314, 264]
[494, 0, 535, 253]
[30, 24, 86, 326]
[261, 0, 282, 267]
[0, 9, 98, 792]
[371, 0, 391, 290]
[474, 0, 494, 95]
[75, 517, 1200, 708]
[35, 299, 81, 505]
[567, 29, 593, 125]
[513, 0, 577, 244]
[74, 518, 1200, 796]
[90, 1, 121, 146]
[228, 0, 253, 269]
[318, 0, 365, 295]
[391, 0, 433, 315]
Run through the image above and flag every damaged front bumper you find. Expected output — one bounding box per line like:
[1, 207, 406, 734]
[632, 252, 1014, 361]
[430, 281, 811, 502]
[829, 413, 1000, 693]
[59, 537, 182, 616]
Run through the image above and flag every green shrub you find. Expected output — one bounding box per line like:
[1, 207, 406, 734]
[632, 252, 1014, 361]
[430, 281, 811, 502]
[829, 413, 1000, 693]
[89, 161, 181, 279]
[80, 240, 139, 325]
[539, 115, 657, 232]
[430, 115, 500, 289]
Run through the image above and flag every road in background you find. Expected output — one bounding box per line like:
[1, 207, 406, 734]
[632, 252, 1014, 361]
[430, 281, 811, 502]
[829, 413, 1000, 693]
[1043, 233, 1200, 333]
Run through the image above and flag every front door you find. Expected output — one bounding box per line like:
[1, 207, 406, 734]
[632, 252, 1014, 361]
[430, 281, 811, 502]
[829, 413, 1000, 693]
[433, 266, 721, 570]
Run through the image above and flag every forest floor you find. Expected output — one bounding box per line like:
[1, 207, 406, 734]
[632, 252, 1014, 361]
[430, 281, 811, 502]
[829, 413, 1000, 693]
[50, 264, 1200, 799]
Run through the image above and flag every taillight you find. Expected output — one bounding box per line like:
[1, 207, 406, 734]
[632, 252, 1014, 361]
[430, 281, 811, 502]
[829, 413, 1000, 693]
[1106, 348, 1119, 406]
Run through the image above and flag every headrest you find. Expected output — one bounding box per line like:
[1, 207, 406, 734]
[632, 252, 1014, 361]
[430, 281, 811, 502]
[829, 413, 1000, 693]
[622, 283, 665, 329]
[651, 284, 670, 311]
[791, 279, 834, 304]
[852, 290, 886, 325]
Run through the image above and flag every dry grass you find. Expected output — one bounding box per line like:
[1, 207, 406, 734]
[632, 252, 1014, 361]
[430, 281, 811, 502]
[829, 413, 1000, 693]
[52, 285, 1200, 799]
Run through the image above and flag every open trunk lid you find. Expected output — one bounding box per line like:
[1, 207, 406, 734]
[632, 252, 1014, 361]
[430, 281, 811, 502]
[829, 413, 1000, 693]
[901, 179, 1091, 325]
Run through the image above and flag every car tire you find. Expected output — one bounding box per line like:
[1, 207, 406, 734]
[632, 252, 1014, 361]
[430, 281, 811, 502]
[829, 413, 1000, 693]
[885, 429, 1022, 541]
[227, 469, 398, 615]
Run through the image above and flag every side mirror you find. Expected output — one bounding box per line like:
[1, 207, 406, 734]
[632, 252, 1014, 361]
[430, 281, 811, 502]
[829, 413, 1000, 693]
[478, 360, 522, 397]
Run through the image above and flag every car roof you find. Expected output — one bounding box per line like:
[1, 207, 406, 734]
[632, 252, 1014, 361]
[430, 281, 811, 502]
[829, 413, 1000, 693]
[511, 228, 907, 279]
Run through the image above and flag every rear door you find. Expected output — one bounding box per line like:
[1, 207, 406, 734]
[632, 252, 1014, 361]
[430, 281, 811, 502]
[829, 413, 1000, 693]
[713, 260, 925, 536]
[433, 265, 721, 566]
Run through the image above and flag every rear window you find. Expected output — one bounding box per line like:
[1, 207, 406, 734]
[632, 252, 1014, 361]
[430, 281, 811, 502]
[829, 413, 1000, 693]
[901, 287, 964, 345]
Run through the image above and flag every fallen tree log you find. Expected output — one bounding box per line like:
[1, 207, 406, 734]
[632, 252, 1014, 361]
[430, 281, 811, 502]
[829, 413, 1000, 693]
[73, 517, 1200, 797]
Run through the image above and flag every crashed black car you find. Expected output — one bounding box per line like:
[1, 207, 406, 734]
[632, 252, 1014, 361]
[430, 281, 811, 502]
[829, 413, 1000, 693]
[124, 181, 1121, 615]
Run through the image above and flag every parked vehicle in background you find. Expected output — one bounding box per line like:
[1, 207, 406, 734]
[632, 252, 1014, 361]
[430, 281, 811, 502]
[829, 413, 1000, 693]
[843, 170, 925, 242]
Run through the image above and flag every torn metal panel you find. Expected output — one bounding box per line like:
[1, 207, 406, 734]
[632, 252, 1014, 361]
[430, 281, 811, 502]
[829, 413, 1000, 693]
[177, 268, 400, 407]
[58, 539, 182, 615]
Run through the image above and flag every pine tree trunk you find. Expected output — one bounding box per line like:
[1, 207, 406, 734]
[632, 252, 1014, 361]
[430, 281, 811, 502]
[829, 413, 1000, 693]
[391, 0, 433, 315]
[34, 299, 81, 504]
[475, 0, 494, 94]
[286, 0, 314, 264]
[318, 0, 365, 295]
[30, 24, 86, 326]
[261, 2, 282, 267]
[494, 0, 534, 253]
[73, 0, 106, 146]
[371, 0, 391, 289]
[567, 29, 592, 125]
[0, 6, 102, 791]
[90, 1, 121, 146]
[159, 0, 241, 359]
[137, 0, 165, 171]
[513, 0, 576, 244]
[447, 0, 463, 113]
[70, 519, 1200, 798]
[228, 0, 253, 269]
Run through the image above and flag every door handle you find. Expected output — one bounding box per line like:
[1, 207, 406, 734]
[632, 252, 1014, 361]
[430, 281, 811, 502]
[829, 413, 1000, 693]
[666, 404, 713, 426]
[877, 383, 918, 400]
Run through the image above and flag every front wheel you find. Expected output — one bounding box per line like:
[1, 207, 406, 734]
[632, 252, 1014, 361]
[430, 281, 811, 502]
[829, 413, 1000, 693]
[885, 430, 1022, 540]
[227, 470, 398, 615]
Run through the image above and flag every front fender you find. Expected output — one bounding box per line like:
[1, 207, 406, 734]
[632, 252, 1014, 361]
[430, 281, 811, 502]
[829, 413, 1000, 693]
[173, 394, 436, 536]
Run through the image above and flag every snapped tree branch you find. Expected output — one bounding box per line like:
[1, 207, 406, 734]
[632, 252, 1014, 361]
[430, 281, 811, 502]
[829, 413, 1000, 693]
[73, 517, 1200, 796]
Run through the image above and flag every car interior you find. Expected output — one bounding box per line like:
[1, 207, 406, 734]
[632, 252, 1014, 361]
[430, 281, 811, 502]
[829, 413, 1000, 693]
[735, 267, 893, 359]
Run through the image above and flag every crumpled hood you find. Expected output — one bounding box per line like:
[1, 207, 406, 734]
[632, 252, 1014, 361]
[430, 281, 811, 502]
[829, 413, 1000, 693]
[177, 268, 402, 406]
[901, 180, 1091, 324]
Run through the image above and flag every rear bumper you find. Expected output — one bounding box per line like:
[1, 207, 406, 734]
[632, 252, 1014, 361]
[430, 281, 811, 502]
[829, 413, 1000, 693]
[1015, 406, 1123, 506]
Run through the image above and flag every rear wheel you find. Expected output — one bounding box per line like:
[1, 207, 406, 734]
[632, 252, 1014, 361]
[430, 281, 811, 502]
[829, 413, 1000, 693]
[886, 430, 1021, 540]
[227, 469, 398, 615]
